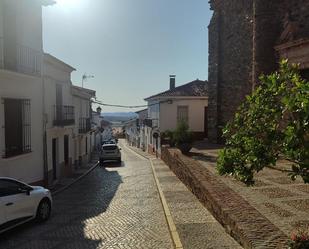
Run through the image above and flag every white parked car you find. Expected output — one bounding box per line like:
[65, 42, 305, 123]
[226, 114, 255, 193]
[0, 177, 52, 233]
[100, 144, 122, 164]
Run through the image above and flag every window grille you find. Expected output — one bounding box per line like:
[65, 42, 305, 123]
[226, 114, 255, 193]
[3, 99, 31, 158]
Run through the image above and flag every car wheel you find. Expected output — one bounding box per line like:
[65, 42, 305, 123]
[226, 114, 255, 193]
[36, 199, 51, 222]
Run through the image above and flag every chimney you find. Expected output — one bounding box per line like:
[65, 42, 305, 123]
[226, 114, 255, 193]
[169, 75, 176, 90]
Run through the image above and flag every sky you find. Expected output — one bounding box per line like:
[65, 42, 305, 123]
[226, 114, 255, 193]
[42, 0, 212, 112]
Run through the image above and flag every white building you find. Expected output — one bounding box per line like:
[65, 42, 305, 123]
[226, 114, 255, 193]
[72, 86, 96, 167]
[0, 0, 97, 186]
[0, 0, 54, 185]
[43, 53, 76, 185]
[144, 76, 208, 155]
[124, 118, 139, 147]
[91, 107, 104, 152]
[135, 109, 148, 150]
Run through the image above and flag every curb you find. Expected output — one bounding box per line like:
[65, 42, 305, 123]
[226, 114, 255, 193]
[149, 159, 184, 249]
[162, 148, 288, 249]
[52, 161, 99, 196]
[123, 143, 183, 249]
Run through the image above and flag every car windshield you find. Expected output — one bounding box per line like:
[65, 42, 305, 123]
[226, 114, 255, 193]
[103, 145, 118, 151]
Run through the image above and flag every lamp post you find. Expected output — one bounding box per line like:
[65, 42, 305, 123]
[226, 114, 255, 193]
[82, 73, 94, 88]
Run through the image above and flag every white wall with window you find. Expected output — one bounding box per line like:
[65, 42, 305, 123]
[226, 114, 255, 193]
[0, 0, 46, 76]
[145, 97, 208, 155]
[0, 70, 44, 184]
[159, 98, 208, 132]
[72, 86, 95, 166]
[43, 54, 76, 184]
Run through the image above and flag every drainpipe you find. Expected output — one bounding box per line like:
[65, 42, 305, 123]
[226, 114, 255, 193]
[42, 76, 48, 187]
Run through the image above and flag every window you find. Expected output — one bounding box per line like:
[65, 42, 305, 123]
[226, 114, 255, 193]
[0, 179, 22, 197]
[102, 145, 117, 151]
[177, 106, 189, 124]
[3, 98, 31, 158]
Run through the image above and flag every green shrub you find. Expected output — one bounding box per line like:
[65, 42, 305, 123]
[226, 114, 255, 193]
[217, 60, 309, 184]
[173, 120, 193, 146]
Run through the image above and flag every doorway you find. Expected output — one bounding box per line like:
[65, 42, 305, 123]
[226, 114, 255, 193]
[52, 138, 58, 180]
[64, 135, 69, 166]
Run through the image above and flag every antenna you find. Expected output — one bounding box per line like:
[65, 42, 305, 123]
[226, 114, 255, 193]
[82, 73, 94, 88]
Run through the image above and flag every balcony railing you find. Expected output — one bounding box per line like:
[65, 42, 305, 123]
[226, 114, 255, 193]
[0, 39, 42, 76]
[0, 37, 3, 68]
[53, 105, 75, 126]
[79, 117, 91, 134]
[16, 43, 41, 75]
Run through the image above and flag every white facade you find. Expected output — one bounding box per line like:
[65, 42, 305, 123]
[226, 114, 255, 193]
[43, 54, 76, 184]
[0, 0, 96, 185]
[0, 0, 53, 184]
[124, 119, 139, 147]
[145, 96, 208, 154]
[72, 86, 96, 166]
[159, 97, 208, 132]
[91, 110, 103, 152]
[0, 70, 44, 184]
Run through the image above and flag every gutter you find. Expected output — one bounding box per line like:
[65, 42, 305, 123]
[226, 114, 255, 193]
[42, 76, 49, 187]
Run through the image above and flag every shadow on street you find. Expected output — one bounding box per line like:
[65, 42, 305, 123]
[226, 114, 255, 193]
[0, 167, 122, 249]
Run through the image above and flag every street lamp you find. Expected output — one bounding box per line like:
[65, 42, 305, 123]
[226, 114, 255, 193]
[96, 106, 102, 114]
[82, 73, 94, 88]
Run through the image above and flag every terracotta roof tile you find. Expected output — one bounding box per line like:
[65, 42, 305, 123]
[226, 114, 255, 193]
[145, 80, 208, 100]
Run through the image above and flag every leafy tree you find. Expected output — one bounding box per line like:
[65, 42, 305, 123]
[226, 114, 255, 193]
[217, 60, 309, 184]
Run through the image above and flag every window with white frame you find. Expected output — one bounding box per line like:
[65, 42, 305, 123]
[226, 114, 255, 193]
[3, 98, 31, 158]
[177, 106, 189, 124]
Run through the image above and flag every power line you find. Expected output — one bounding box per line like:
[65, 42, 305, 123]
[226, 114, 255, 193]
[92, 99, 172, 109]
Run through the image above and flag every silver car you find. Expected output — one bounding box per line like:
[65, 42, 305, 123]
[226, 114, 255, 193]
[100, 144, 122, 164]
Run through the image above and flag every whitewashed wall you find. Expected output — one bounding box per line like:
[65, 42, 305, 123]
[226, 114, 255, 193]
[159, 98, 208, 132]
[0, 70, 44, 184]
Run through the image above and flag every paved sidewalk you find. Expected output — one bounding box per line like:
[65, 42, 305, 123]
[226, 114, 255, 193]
[50, 152, 99, 194]
[191, 141, 309, 237]
[128, 144, 242, 249]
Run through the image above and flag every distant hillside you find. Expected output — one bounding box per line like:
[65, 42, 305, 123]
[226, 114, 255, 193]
[102, 112, 138, 123]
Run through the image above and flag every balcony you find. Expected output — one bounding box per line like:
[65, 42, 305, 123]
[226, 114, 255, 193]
[53, 105, 75, 126]
[79, 117, 91, 133]
[0, 38, 42, 76]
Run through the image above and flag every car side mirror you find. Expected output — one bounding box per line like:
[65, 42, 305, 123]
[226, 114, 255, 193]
[19, 187, 31, 195]
[119, 148, 122, 151]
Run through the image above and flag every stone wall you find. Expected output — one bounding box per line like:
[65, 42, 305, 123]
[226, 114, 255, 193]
[208, 0, 309, 143]
[253, 0, 282, 85]
[283, 0, 309, 42]
[208, 0, 254, 143]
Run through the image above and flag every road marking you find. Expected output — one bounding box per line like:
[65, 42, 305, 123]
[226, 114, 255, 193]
[122, 142, 183, 249]
[150, 159, 184, 249]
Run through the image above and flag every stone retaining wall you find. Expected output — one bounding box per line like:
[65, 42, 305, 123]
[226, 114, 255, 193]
[161, 146, 288, 249]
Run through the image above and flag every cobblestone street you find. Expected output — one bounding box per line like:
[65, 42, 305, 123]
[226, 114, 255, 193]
[0, 145, 173, 249]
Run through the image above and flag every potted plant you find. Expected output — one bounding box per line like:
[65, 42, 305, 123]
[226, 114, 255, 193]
[161, 130, 176, 147]
[173, 120, 193, 154]
[289, 228, 309, 249]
